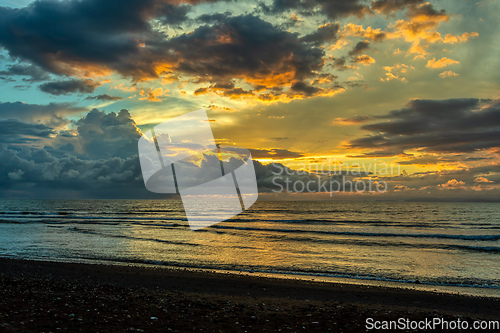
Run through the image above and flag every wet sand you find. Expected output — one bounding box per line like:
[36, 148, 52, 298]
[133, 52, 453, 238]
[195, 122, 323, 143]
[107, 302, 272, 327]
[0, 258, 498, 332]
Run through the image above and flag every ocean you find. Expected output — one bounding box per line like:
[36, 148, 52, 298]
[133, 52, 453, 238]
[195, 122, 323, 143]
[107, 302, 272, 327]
[0, 200, 498, 297]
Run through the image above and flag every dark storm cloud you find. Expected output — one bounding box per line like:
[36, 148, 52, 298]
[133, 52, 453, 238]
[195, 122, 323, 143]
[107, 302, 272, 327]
[39, 79, 101, 95]
[0, 101, 86, 127]
[0, 119, 55, 143]
[0, 107, 155, 198]
[0, 107, 352, 197]
[370, 0, 424, 15]
[164, 14, 325, 84]
[290, 81, 321, 96]
[253, 160, 371, 193]
[0, 1, 341, 96]
[0, 0, 223, 80]
[300, 23, 340, 46]
[365, 99, 499, 134]
[348, 40, 370, 57]
[85, 94, 124, 101]
[0, 142, 147, 198]
[263, 0, 370, 19]
[330, 57, 352, 71]
[349, 98, 500, 155]
[157, 4, 191, 25]
[0, 63, 50, 82]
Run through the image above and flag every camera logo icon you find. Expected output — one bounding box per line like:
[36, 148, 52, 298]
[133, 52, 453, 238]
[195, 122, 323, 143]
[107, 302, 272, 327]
[138, 109, 258, 230]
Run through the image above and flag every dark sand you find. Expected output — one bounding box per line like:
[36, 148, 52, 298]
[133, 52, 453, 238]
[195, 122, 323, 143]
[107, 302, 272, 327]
[0, 258, 498, 332]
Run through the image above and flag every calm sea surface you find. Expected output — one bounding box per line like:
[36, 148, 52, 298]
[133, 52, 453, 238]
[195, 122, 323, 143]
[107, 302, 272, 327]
[0, 200, 498, 296]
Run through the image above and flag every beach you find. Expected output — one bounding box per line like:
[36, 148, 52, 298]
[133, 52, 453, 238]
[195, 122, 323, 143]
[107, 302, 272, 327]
[0, 258, 498, 332]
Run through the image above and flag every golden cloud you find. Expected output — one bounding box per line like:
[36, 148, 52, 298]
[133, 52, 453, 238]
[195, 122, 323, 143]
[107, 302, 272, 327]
[342, 23, 386, 41]
[426, 57, 460, 69]
[439, 70, 459, 78]
[139, 87, 169, 102]
[380, 64, 414, 82]
[353, 54, 376, 65]
[443, 32, 479, 44]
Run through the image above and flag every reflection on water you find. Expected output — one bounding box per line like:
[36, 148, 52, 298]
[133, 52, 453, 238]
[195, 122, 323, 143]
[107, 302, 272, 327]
[0, 199, 498, 296]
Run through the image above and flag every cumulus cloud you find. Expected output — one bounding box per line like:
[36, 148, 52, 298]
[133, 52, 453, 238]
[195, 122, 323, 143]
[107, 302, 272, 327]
[0, 101, 496, 199]
[69, 109, 142, 160]
[426, 57, 460, 69]
[438, 179, 465, 189]
[439, 70, 459, 78]
[0, 106, 154, 198]
[0, 142, 146, 198]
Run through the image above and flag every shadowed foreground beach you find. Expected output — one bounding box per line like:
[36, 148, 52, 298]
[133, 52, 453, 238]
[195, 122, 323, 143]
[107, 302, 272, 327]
[0, 259, 498, 332]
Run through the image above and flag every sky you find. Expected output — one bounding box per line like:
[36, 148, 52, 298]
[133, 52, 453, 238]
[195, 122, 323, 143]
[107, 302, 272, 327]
[0, 0, 498, 200]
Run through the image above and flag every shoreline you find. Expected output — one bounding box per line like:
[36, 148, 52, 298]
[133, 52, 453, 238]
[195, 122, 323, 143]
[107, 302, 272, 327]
[6, 256, 500, 299]
[0, 258, 498, 331]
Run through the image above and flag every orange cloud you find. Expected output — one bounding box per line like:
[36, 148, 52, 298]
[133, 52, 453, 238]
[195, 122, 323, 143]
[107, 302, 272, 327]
[426, 57, 460, 68]
[256, 86, 345, 104]
[379, 3, 477, 58]
[474, 176, 493, 183]
[380, 64, 414, 82]
[290, 13, 302, 22]
[207, 105, 235, 113]
[353, 55, 375, 65]
[245, 69, 297, 88]
[443, 32, 479, 44]
[139, 87, 168, 102]
[439, 70, 459, 78]
[342, 23, 386, 41]
[310, 73, 337, 85]
[328, 39, 349, 51]
[114, 83, 137, 92]
[438, 179, 465, 189]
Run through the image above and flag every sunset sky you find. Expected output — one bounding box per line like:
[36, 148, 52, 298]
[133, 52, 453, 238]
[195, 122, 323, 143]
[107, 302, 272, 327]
[0, 0, 498, 199]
